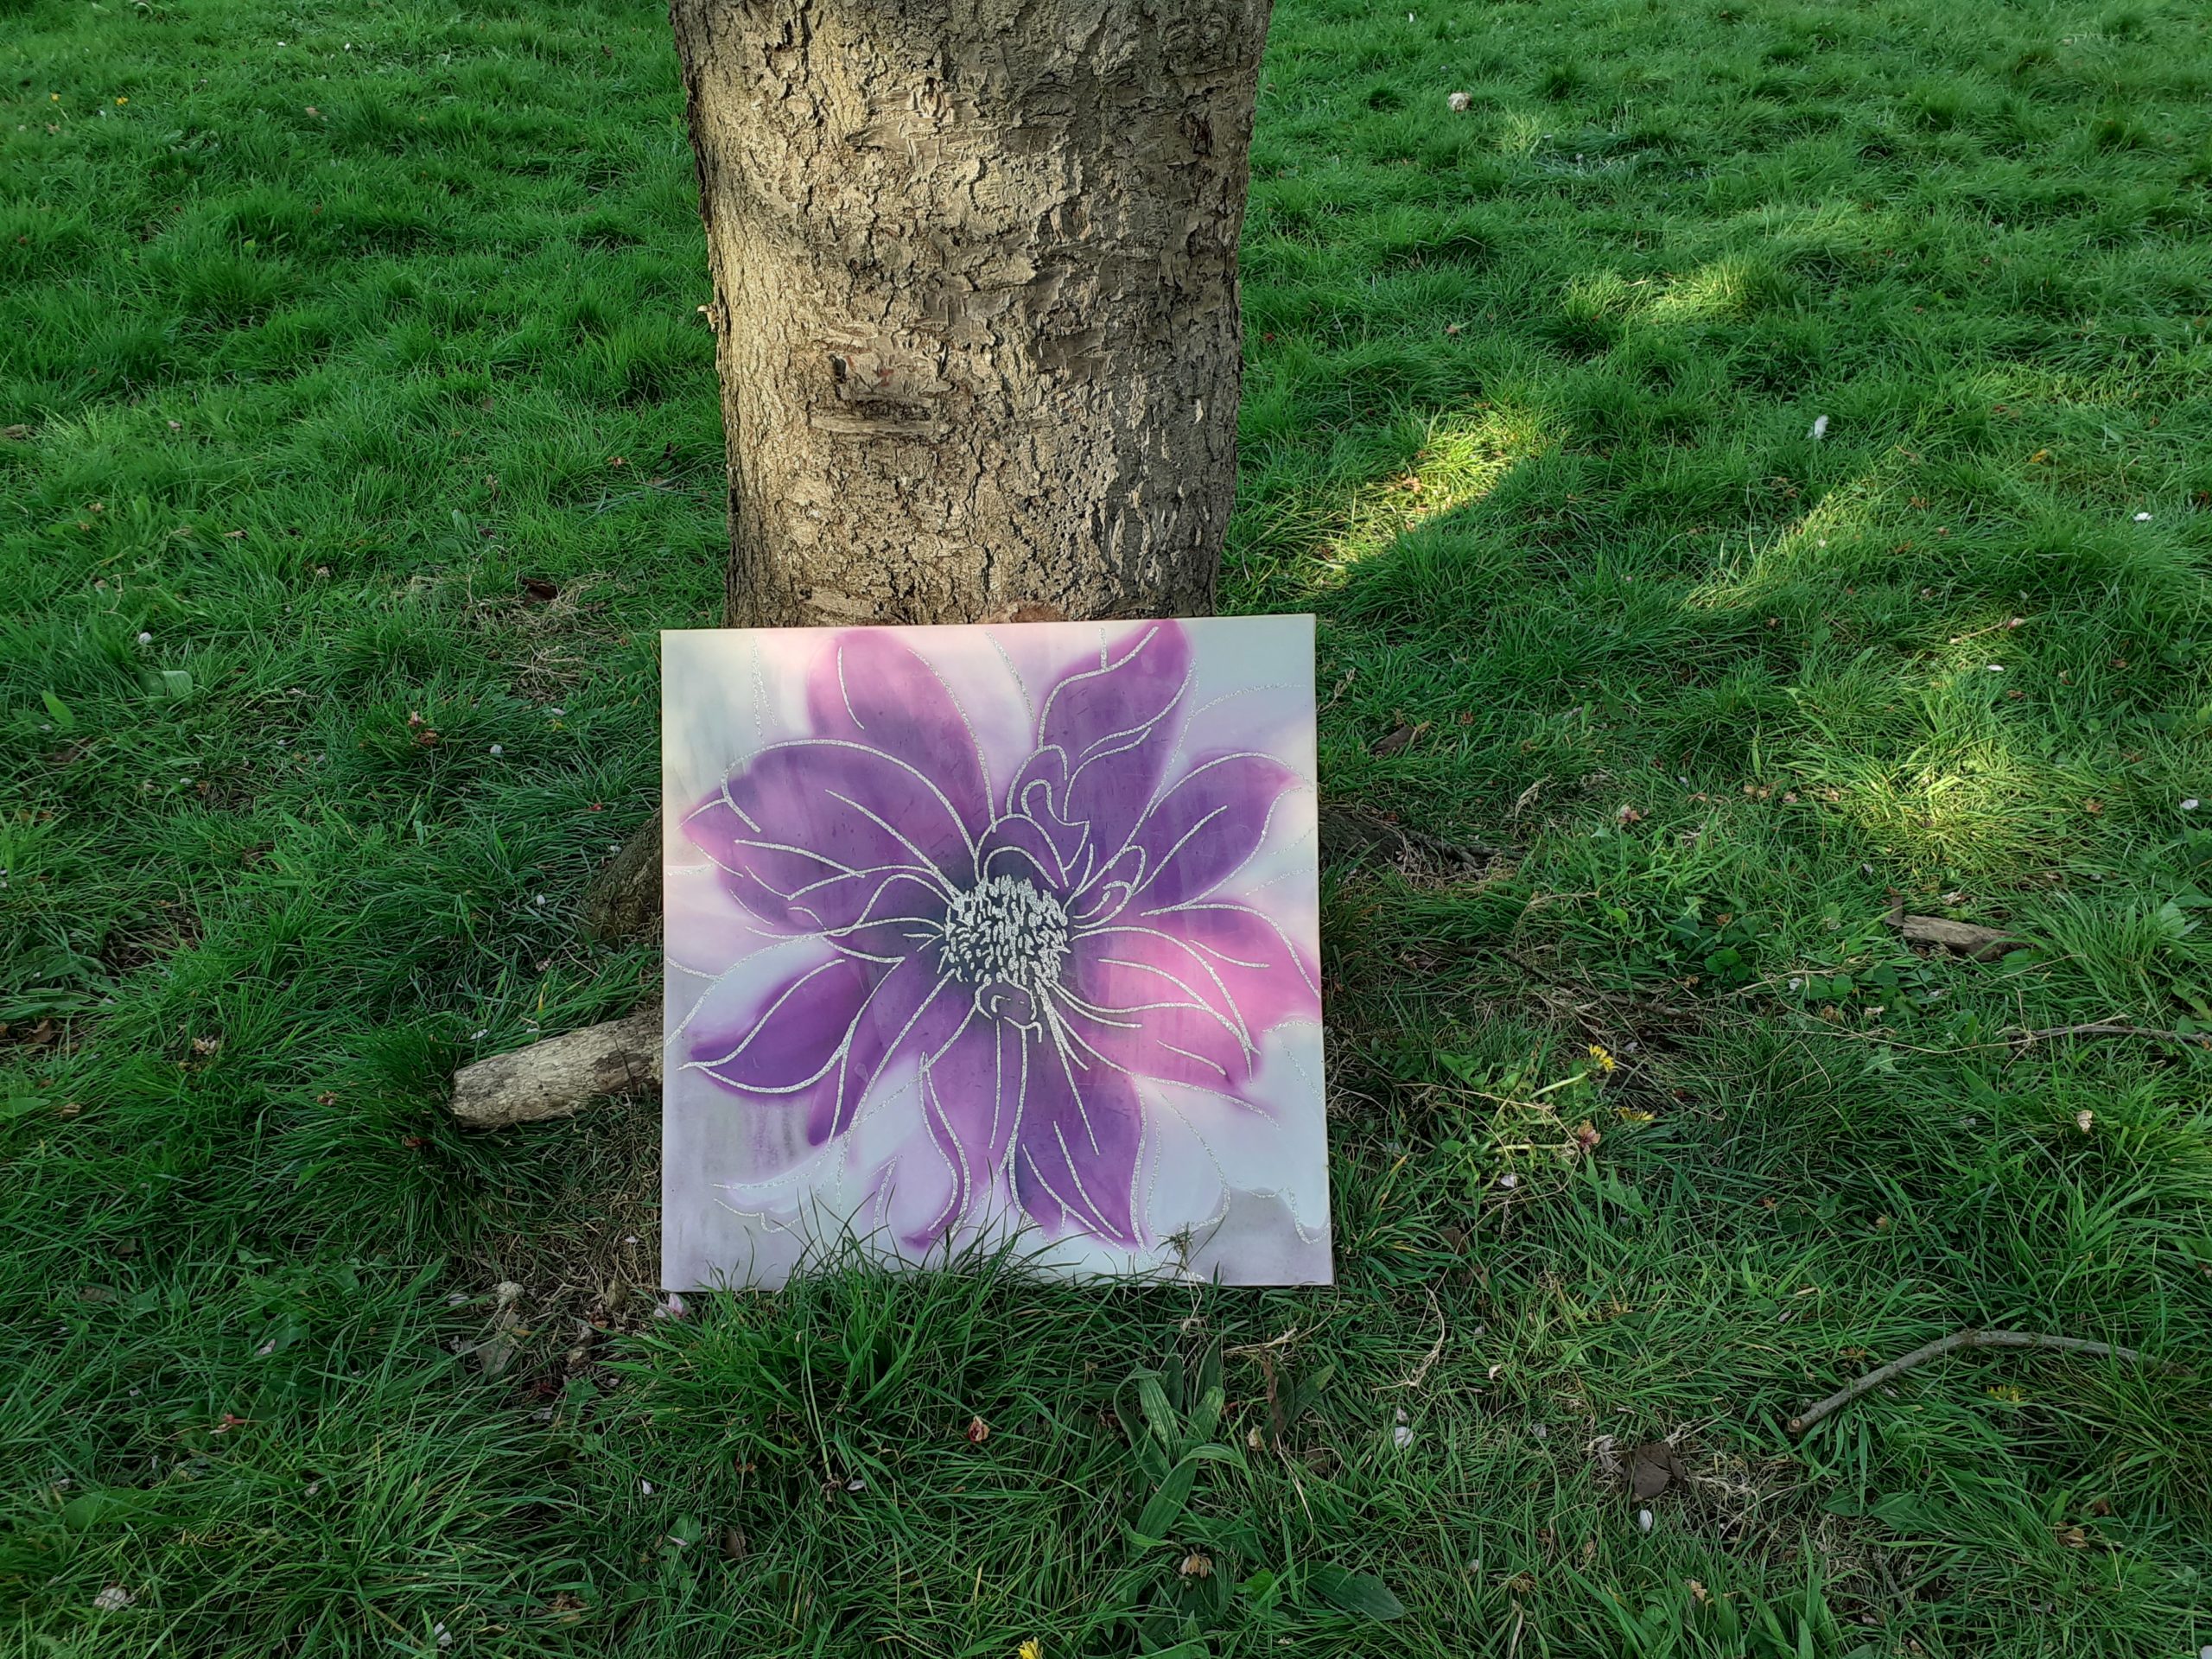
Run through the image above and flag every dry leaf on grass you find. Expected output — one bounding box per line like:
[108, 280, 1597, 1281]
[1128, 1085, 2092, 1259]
[1627, 1440, 1681, 1500]
[1371, 720, 1426, 756]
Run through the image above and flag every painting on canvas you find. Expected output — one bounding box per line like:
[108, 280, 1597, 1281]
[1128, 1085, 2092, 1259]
[661, 616, 1327, 1287]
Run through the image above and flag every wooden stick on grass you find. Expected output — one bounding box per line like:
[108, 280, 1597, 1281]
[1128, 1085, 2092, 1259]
[450, 1010, 661, 1128]
[1788, 1328, 2158, 1434]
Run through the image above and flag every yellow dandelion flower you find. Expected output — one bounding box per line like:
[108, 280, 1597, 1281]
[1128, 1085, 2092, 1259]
[1018, 1642, 1044, 1659]
[1586, 1044, 1616, 1073]
[117, 96, 129, 105]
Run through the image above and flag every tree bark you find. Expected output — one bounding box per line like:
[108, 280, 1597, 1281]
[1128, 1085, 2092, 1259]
[581, 809, 664, 945]
[668, 0, 1271, 627]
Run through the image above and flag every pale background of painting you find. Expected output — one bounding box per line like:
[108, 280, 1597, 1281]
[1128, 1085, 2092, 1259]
[661, 617, 1326, 1289]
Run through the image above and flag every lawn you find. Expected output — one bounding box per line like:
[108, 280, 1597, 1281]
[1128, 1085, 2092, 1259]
[4, 0, 2212, 1650]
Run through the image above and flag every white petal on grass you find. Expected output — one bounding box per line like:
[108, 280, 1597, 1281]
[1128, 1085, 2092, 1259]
[92, 1586, 132, 1612]
[2183, 799, 2201, 811]
[1808, 415, 1829, 441]
[1637, 1509, 1655, 1533]
[1447, 91, 1471, 111]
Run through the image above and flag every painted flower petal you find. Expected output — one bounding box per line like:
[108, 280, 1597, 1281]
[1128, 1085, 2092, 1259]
[1012, 1043, 1144, 1245]
[688, 955, 875, 1096]
[1129, 752, 1300, 907]
[912, 1017, 1029, 1244]
[1061, 900, 1318, 1091]
[1000, 751, 1088, 877]
[683, 740, 976, 933]
[1058, 915, 1245, 1088]
[976, 810, 1072, 894]
[688, 947, 974, 1154]
[807, 631, 992, 835]
[1147, 899, 1320, 1033]
[1013, 622, 1191, 880]
[808, 951, 968, 1146]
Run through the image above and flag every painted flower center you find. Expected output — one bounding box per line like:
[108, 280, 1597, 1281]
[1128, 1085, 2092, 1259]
[938, 874, 1071, 997]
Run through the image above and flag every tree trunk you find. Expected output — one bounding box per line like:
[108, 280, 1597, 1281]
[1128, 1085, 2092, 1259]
[669, 0, 1271, 627]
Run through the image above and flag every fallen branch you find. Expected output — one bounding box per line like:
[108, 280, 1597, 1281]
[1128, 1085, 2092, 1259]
[450, 1010, 660, 1128]
[1789, 1328, 2157, 1434]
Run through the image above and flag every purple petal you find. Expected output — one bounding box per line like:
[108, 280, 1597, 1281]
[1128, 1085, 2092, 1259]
[1066, 842, 1144, 929]
[806, 952, 967, 1146]
[1001, 752, 1089, 878]
[1013, 623, 1192, 878]
[683, 740, 976, 934]
[1012, 1042, 1143, 1245]
[689, 956, 875, 1095]
[1129, 753, 1300, 907]
[976, 810, 1072, 895]
[806, 631, 991, 836]
[686, 949, 975, 1151]
[911, 1017, 1029, 1245]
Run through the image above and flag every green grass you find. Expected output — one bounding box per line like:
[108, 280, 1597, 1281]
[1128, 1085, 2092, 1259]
[4, 0, 2212, 1650]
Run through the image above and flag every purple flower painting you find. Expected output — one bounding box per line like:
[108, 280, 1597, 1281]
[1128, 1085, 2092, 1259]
[661, 617, 1327, 1287]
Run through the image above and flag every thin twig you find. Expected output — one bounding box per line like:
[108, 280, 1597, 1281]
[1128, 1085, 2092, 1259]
[2011, 1021, 2212, 1050]
[1802, 1020, 2212, 1060]
[1789, 1328, 2159, 1434]
[1385, 1287, 1446, 1390]
[1224, 1326, 1304, 1360]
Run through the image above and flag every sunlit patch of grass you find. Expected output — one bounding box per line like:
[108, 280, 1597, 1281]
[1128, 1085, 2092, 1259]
[1646, 255, 1798, 326]
[1304, 407, 1547, 587]
[1813, 724, 2075, 878]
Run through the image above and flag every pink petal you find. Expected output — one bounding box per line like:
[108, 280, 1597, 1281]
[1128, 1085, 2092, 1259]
[1061, 901, 1318, 1089]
